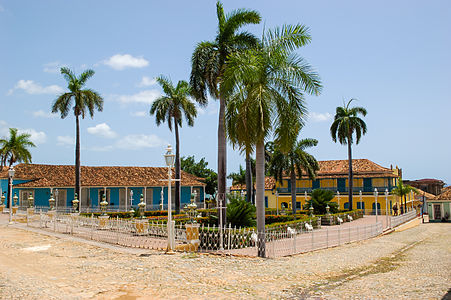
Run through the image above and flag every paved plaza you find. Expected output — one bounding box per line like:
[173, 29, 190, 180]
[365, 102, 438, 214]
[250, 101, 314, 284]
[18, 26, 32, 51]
[0, 214, 449, 299]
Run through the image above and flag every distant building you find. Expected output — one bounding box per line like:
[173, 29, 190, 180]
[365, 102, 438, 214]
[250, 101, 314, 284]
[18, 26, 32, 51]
[0, 164, 205, 211]
[427, 186, 451, 222]
[403, 178, 445, 196]
[231, 159, 401, 214]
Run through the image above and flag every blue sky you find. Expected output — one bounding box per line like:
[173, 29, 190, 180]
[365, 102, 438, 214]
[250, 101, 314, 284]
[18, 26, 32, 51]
[0, 0, 450, 185]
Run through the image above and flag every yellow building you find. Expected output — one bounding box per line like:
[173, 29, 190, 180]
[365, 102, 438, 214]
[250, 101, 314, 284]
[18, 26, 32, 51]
[231, 159, 401, 215]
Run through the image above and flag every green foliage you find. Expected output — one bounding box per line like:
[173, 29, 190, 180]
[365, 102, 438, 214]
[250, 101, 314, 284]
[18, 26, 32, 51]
[228, 164, 247, 186]
[330, 99, 367, 146]
[0, 128, 36, 167]
[304, 189, 338, 215]
[226, 196, 256, 227]
[181, 156, 217, 195]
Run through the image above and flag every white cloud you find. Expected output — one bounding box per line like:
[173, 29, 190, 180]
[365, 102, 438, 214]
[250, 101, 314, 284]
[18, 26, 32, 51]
[89, 145, 114, 152]
[309, 112, 333, 122]
[130, 111, 147, 117]
[116, 134, 166, 150]
[138, 76, 157, 87]
[110, 89, 161, 105]
[57, 135, 75, 146]
[33, 110, 58, 118]
[0, 120, 46, 145]
[103, 54, 149, 70]
[18, 128, 47, 145]
[87, 123, 117, 139]
[8, 80, 63, 95]
[197, 102, 217, 116]
[43, 61, 67, 73]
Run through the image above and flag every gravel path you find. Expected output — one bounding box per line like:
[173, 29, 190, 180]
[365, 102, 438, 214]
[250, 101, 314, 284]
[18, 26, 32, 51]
[0, 215, 449, 299]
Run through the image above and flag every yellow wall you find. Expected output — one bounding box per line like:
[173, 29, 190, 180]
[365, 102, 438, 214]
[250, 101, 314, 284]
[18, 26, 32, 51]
[320, 179, 335, 188]
[296, 179, 312, 188]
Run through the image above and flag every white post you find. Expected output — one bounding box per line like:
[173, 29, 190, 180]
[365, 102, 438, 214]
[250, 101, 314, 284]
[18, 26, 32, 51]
[337, 191, 340, 211]
[374, 188, 378, 224]
[359, 190, 363, 214]
[167, 166, 173, 251]
[385, 189, 389, 229]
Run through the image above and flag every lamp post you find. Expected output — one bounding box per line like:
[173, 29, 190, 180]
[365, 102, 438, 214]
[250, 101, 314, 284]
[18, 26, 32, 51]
[374, 188, 378, 224]
[359, 190, 363, 214]
[164, 144, 176, 252]
[304, 190, 308, 210]
[275, 190, 279, 215]
[337, 191, 340, 211]
[8, 167, 15, 224]
[160, 188, 164, 211]
[385, 189, 389, 228]
[129, 190, 135, 219]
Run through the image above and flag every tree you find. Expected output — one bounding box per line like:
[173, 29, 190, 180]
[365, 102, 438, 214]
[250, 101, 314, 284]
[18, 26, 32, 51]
[190, 1, 261, 220]
[304, 189, 338, 215]
[52, 68, 103, 200]
[0, 128, 35, 206]
[330, 99, 367, 211]
[150, 76, 197, 214]
[223, 24, 322, 257]
[268, 138, 319, 214]
[180, 156, 217, 197]
[228, 165, 246, 186]
[391, 178, 418, 214]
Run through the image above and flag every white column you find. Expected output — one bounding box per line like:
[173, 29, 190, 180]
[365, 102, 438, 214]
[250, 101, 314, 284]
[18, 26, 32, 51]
[125, 187, 128, 211]
[144, 187, 147, 209]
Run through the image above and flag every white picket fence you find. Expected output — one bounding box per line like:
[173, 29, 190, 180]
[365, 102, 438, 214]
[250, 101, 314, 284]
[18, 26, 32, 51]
[390, 210, 417, 228]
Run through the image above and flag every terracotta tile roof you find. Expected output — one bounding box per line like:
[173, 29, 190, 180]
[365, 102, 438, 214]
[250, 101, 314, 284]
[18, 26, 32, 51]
[413, 188, 436, 200]
[313, 159, 397, 178]
[1, 164, 205, 188]
[433, 186, 451, 201]
[230, 177, 276, 191]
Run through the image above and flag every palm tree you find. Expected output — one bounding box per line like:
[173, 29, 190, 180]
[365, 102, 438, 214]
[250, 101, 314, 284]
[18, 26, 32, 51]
[391, 178, 418, 214]
[0, 128, 35, 206]
[268, 138, 319, 214]
[150, 76, 197, 214]
[52, 67, 103, 201]
[228, 165, 246, 186]
[190, 1, 261, 219]
[223, 24, 322, 257]
[330, 99, 367, 211]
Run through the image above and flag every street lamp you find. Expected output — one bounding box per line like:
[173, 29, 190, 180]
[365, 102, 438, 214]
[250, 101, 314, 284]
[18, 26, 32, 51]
[374, 188, 378, 224]
[160, 188, 164, 211]
[129, 190, 135, 218]
[359, 190, 363, 214]
[385, 189, 389, 229]
[275, 190, 279, 215]
[164, 144, 176, 252]
[337, 190, 340, 211]
[304, 190, 308, 210]
[8, 167, 15, 224]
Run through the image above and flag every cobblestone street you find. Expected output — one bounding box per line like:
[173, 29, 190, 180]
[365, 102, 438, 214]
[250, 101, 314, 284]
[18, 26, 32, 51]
[0, 215, 449, 299]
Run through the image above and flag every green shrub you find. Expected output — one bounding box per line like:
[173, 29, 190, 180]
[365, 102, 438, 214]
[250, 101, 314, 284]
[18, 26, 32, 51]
[226, 197, 256, 227]
[303, 189, 338, 214]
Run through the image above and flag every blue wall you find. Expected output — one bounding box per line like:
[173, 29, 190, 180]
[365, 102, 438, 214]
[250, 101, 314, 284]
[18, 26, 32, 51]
[0, 180, 205, 209]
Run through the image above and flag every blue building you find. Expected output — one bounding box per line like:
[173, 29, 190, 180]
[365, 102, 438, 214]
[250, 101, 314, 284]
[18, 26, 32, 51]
[0, 164, 205, 211]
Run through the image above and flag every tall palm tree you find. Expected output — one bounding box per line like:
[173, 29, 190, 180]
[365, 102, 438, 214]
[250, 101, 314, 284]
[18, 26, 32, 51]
[391, 178, 418, 214]
[52, 67, 103, 201]
[330, 99, 367, 211]
[223, 24, 322, 257]
[228, 165, 247, 186]
[268, 138, 319, 214]
[190, 1, 261, 219]
[0, 127, 35, 206]
[150, 76, 197, 214]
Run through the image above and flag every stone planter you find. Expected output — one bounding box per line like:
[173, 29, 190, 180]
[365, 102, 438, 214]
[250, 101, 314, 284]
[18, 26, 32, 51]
[0, 205, 4, 213]
[134, 220, 149, 235]
[98, 215, 110, 229]
[184, 223, 200, 252]
[321, 215, 334, 226]
[12, 207, 18, 214]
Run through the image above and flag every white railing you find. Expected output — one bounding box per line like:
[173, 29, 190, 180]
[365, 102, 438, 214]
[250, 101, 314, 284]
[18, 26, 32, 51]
[390, 210, 417, 228]
[25, 211, 187, 250]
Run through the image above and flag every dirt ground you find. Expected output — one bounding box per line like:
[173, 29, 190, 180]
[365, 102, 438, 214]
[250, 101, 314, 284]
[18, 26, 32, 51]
[0, 215, 449, 299]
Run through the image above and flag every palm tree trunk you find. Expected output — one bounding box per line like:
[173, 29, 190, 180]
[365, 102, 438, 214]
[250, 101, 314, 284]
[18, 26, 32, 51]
[218, 95, 227, 224]
[256, 140, 266, 258]
[404, 195, 407, 213]
[245, 153, 253, 203]
[290, 168, 297, 214]
[347, 137, 353, 211]
[174, 119, 181, 214]
[75, 114, 81, 206]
